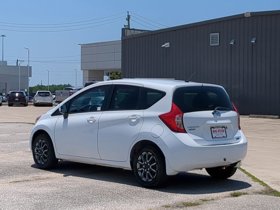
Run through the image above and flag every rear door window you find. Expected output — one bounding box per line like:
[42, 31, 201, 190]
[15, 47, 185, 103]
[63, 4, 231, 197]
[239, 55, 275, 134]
[109, 85, 140, 110]
[173, 86, 233, 113]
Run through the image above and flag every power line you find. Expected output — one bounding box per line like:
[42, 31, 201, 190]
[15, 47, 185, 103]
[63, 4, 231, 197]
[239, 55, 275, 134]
[0, 16, 124, 32]
[131, 19, 155, 30]
[6, 55, 80, 59]
[0, 13, 124, 27]
[132, 12, 169, 28]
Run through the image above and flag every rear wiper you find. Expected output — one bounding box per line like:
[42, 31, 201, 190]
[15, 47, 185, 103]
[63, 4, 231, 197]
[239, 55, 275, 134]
[214, 106, 232, 111]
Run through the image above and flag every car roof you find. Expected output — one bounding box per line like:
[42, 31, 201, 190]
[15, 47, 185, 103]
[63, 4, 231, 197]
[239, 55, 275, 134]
[36, 90, 51, 93]
[9, 91, 25, 93]
[88, 78, 222, 90]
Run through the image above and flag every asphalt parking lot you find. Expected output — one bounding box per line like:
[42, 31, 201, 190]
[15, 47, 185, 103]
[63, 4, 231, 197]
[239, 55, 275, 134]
[0, 104, 279, 209]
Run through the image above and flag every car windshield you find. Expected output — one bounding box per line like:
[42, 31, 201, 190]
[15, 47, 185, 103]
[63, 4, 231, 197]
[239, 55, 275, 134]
[38, 92, 51, 97]
[173, 86, 233, 113]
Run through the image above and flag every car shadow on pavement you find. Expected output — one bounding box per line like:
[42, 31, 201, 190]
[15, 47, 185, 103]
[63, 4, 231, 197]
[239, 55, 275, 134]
[32, 161, 251, 194]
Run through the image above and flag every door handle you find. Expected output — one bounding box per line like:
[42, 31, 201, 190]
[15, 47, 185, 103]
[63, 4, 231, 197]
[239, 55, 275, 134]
[87, 116, 96, 124]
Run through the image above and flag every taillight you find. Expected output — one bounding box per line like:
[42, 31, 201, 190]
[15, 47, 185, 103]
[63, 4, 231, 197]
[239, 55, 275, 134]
[232, 103, 241, 129]
[159, 103, 186, 133]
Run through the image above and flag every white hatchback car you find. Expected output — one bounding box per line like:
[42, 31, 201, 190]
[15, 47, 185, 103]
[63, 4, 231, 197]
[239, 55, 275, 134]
[30, 79, 247, 187]
[33, 91, 53, 106]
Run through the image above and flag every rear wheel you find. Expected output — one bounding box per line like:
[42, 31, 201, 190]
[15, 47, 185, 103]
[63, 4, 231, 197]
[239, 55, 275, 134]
[32, 133, 58, 169]
[206, 163, 238, 179]
[132, 146, 167, 188]
[8, 103, 13, 107]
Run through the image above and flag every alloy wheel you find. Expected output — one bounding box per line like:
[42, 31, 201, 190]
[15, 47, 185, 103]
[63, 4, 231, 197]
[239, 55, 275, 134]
[136, 151, 158, 182]
[34, 139, 49, 165]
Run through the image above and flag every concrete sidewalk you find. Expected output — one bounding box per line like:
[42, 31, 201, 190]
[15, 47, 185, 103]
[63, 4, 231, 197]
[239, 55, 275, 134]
[241, 116, 280, 192]
[0, 105, 279, 192]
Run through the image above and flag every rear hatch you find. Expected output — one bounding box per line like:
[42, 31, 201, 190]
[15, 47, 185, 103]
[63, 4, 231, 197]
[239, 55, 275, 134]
[35, 92, 52, 102]
[173, 85, 240, 145]
[9, 92, 26, 102]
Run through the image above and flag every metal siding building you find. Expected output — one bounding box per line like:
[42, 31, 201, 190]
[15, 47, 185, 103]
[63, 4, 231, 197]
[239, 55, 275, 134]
[122, 11, 280, 115]
[81, 40, 121, 84]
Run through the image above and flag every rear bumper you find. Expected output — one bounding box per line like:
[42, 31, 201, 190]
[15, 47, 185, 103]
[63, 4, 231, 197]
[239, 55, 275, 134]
[162, 131, 247, 175]
[34, 101, 53, 105]
[8, 99, 27, 105]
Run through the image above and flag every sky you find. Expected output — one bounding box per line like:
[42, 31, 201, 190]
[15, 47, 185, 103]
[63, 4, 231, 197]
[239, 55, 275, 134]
[0, 0, 279, 86]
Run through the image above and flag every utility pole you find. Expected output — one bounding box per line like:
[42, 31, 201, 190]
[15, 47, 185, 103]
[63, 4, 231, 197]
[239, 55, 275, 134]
[125, 11, 131, 29]
[1, 35, 6, 63]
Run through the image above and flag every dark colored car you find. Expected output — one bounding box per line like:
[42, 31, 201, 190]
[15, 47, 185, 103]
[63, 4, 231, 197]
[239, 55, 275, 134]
[8, 91, 28, 106]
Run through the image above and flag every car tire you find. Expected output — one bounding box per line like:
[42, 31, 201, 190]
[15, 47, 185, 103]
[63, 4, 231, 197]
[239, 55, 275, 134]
[206, 163, 238, 179]
[32, 133, 58, 169]
[8, 103, 13, 107]
[132, 146, 167, 188]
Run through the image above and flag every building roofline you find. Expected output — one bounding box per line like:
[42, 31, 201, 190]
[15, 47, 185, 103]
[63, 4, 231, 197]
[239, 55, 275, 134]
[80, 40, 121, 47]
[122, 10, 280, 39]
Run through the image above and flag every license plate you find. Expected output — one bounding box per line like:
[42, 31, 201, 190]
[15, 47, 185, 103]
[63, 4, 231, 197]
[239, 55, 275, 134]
[211, 126, 227, 139]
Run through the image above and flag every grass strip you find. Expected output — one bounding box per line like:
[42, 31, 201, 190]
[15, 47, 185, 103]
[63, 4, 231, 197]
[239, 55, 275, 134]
[239, 167, 280, 197]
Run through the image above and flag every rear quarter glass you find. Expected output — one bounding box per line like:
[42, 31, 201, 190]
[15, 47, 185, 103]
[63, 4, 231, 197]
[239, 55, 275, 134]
[173, 86, 233, 113]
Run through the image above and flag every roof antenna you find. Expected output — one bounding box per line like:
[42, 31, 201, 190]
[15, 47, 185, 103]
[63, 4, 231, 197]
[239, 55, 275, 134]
[186, 71, 196, 82]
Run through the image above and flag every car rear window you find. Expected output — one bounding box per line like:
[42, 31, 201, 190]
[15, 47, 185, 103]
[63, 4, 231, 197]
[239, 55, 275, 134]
[38, 92, 51, 97]
[10, 92, 25, 97]
[173, 86, 233, 113]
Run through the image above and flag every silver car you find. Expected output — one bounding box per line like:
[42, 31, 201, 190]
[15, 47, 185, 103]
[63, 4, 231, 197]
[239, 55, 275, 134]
[33, 91, 53, 106]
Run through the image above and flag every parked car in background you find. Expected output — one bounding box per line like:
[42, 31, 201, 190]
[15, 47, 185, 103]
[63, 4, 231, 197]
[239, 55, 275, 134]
[0, 95, 2, 106]
[8, 91, 28, 106]
[2, 95, 7, 102]
[0, 93, 7, 103]
[84, 80, 97, 87]
[64, 86, 83, 95]
[55, 86, 82, 103]
[33, 91, 53, 106]
[30, 79, 247, 188]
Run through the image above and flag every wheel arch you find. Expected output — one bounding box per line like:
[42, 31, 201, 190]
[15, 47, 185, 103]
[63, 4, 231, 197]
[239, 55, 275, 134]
[130, 140, 165, 170]
[31, 129, 53, 149]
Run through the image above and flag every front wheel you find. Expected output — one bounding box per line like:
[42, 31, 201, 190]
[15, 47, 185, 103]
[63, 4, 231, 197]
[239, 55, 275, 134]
[206, 163, 238, 179]
[132, 146, 167, 188]
[32, 133, 58, 169]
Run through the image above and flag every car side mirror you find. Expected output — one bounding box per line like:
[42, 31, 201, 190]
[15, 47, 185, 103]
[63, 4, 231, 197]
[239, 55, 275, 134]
[59, 105, 68, 119]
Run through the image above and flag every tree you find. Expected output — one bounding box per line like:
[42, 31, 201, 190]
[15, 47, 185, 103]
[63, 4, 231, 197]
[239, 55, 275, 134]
[29, 84, 71, 94]
[109, 71, 122, 80]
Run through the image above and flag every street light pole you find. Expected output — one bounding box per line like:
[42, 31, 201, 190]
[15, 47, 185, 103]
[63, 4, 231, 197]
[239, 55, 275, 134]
[1, 35, 6, 63]
[24, 47, 30, 96]
[75, 69, 77, 87]
[18, 59, 24, 91]
[47, 70, 49, 91]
